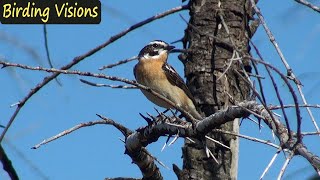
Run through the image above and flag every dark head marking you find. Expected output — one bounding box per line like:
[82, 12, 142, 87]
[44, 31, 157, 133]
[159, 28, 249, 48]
[138, 40, 174, 59]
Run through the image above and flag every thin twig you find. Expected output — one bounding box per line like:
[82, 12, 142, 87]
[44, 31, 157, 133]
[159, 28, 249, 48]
[206, 146, 219, 164]
[250, 41, 294, 139]
[246, 116, 264, 129]
[269, 104, 320, 110]
[33, 116, 132, 149]
[168, 132, 179, 146]
[233, 70, 278, 130]
[186, 137, 195, 144]
[161, 136, 169, 152]
[277, 152, 294, 180]
[99, 56, 138, 70]
[140, 147, 170, 170]
[260, 150, 281, 180]
[165, 122, 188, 129]
[250, 47, 267, 104]
[294, 0, 320, 13]
[263, 60, 292, 139]
[217, 52, 240, 81]
[297, 85, 320, 136]
[239, 69, 265, 79]
[213, 129, 280, 149]
[250, 0, 294, 80]
[80, 79, 137, 89]
[0, 4, 189, 143]
[43, 25, 62, 86]
[96, 114, 133, 137]
[205, 135, 230, 150]
[153, 155, 170, 170]
[301, 132, 320, 136]
[252, 59, 301, 142]
[32, 120, 108, 149]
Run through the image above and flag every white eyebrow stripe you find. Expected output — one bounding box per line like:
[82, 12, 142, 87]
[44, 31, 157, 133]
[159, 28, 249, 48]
[148, 41, 167, 47]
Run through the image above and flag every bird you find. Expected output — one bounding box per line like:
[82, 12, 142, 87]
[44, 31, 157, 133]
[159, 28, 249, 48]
[133, 40, 203, 120]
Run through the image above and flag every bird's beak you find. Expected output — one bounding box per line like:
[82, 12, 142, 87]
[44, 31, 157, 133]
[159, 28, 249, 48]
[166, 45, 175, 51]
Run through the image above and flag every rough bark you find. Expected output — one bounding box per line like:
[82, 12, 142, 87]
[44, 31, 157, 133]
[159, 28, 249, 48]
[181, 0, 253, 179]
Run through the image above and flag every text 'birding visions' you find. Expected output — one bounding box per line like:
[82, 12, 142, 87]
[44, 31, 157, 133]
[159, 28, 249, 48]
[0, 0, 101, 24]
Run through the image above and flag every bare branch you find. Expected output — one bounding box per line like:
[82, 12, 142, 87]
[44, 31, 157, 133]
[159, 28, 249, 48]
[80, 79, 137, 89]
[294, 0, 320, 13]
[0, 144, 19, 180]
[252, 59, 301, 141]
[213, 129, 279, 149]
[249, 0, 295, 80]
[205, 145, 219, 164]
[119, 100, 320, 173]
[250, 46, 293, 140]
[34, 100, 315, 175]
[96, 114, 133, 137]
[260, 150, 281, 180]
[99, 56, 138, 70]
[32, 116, 132, 149]
[32, 120, 111, 149]
[277, 152, 294, 180]
[205, 135, 230, 150]
[168, 133, 179, 146]
[269, 104, 320, 110]
[302, 132, 320, 136]
[125, 132, 163, 180]
[250, 47, 267, 104]
[250, 0, 319, 137]
[43, 25, 61, 86]
[245, 116, 264, 128]
[295, 143, 320, 172]
[33, 114, 163, 180]
[234, 70, 279, 132]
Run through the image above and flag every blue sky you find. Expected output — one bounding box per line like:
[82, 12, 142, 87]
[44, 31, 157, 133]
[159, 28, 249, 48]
[1, 0, 320, 179]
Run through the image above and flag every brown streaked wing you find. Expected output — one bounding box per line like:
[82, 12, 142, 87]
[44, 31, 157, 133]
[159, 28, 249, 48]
[162, 63, 196, 103]
[133, 64, 138, 80]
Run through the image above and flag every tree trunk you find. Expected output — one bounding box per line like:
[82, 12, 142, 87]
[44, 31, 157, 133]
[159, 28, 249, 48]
[181, 0, 253, 179]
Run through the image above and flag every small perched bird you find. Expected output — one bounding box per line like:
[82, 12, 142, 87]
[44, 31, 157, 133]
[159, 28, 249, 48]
[134, 40, 203, 120]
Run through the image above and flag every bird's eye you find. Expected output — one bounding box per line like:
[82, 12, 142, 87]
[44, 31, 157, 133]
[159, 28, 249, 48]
[152, 44, 159, 48]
